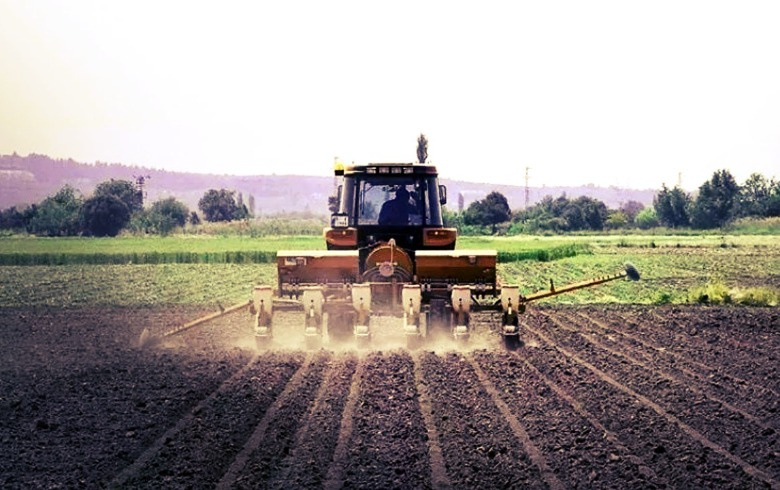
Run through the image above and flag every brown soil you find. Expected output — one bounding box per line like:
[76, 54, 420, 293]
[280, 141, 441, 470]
[1, 304, 778, 489]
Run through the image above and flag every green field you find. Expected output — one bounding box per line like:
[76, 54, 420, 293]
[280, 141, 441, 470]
[0, 234, 778, 308]
[1, 234, 776, 265]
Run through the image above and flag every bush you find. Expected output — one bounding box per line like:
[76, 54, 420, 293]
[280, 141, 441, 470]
[82, 194, 131, 237]
[734, 287, 779, 306]
[687, 281, 732, 304]
[635, 208, 659, 230]
[147, 197, 189, 235]
[606, 211, 629, 229]
[686, 280, 778, 306]
[29, 186, 83, 236]
[653, 291, 674, 305]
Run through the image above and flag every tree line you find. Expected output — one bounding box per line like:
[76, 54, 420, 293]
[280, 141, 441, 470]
[446, 169, 779, 233]
[0, 179, 253, 236]
[2, 169, 777, 237]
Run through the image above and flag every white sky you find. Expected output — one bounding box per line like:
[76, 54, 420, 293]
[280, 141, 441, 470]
[1, 0, 778, 190]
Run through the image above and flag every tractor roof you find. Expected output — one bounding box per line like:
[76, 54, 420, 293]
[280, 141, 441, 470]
[334, 162, 439, 177]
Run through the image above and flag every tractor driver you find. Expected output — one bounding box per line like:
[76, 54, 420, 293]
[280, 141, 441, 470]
[378, 186, 415, 225]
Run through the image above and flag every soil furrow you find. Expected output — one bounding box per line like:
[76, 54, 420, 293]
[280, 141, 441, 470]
[116, 352, 305, 488]
[340, 351, 432, 488]
[0, 307, 253, 489]
[217, 351, 322, 489]
[524, 322, 778, 488]
[605, 307, 780, 395]
[412, 351, 452, 489]
[647, 308, 780, 360]
[268, 353, 358, 489]
[110, 353, 259, 488]
[551, 311, 773, 429]
[419, 351, 545, 488]
[323, 354, 366, 489]
[587, 308, 780, 400]
[536, 312, 779, 478]
[576, 310, 780, 405]
[466, 353, 565, 490]
[4, 305, 779, 489]
[515, 349, 667, 485]
[472, 349, 667, 488]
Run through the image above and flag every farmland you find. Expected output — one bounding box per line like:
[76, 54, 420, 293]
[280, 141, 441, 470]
[1, 234, 779, 488]
[1, 234, 778, 307]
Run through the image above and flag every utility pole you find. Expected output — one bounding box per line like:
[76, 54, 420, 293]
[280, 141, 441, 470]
[524, 166, 530, 209]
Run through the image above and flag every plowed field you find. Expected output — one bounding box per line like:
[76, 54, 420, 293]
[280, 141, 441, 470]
[1, 305, 778, 489]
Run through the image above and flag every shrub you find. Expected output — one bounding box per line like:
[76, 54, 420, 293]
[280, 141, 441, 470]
[653, 291, 674, 305]
[734, 287, 779, 306]
[635, 208, 660, 230]
[686, 281, 778, 306]
[29, 186, 83, 236]
[148, 197, 189, 235]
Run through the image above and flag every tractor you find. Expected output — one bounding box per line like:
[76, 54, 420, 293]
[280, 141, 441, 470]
[252, 161, 639, 350]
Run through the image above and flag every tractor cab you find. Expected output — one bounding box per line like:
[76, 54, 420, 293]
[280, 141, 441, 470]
[326, 163, 456, 253]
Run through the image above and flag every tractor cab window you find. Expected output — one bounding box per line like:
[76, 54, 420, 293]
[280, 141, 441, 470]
[353, 176, 442, 226]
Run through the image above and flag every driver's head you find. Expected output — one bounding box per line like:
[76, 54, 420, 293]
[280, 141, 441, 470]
[395, 187, 410, 200]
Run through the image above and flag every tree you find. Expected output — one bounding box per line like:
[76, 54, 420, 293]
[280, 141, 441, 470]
[0, 206, 26, 231]
[769, 182, 780, 217]
[513, 194, 608, 232]
[94, 179, 143, 215]
[654, 184, 691, 228]
[690, 169, 739, 228]
[573, 196, 608, 230]
[82, 194, 130, 237]
[417, 133, 428, 163]
[464, 191, 511, 233]
[619, 200, 645, 224]
[606, 211, 628, 229]
[30, 185, 84, 236]
[737, 173, 774, 218]
[198, 189, 245, 222]
[147, 197, 189, 235]
[635, 208, 659, 229]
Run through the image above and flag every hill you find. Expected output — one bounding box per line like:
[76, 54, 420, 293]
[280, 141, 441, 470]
[0, 153, 656, 214]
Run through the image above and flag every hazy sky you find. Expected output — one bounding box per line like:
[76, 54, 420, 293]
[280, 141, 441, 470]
[1, 1, 778, 190]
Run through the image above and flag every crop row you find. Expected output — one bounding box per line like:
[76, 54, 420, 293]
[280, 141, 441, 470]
[0, 245, 585, 266]
[0, 264, 276, 307]
[0, 250, 278, 266]
[1, 233, 777, 261]
[1, 245, 777, 308]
